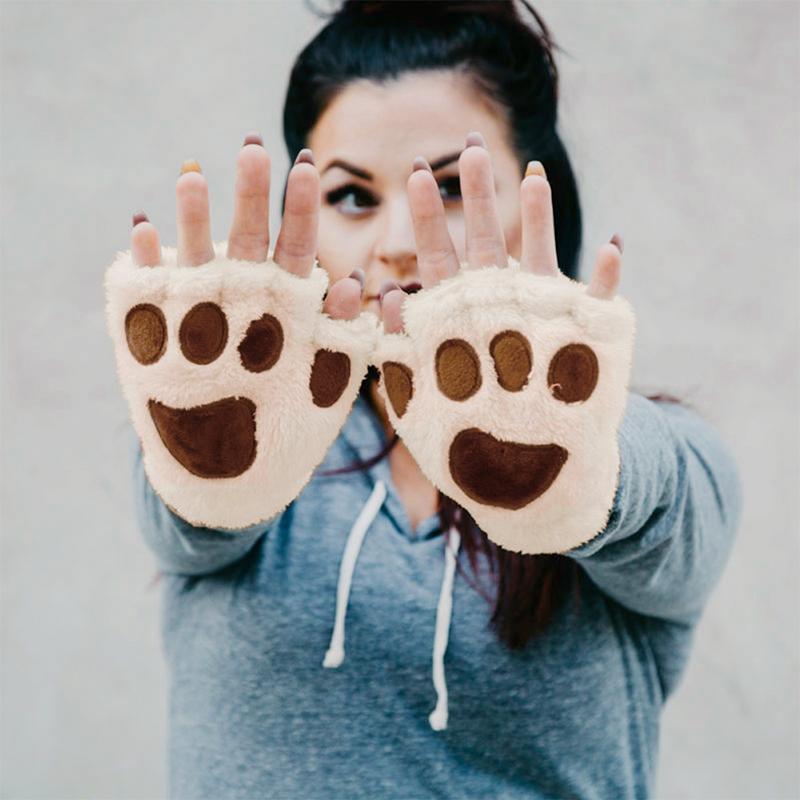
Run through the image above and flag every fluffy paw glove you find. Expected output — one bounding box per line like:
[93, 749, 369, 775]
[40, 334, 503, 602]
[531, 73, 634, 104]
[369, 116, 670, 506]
[105, 242, 379, 530]
[373, 259, 636, 554]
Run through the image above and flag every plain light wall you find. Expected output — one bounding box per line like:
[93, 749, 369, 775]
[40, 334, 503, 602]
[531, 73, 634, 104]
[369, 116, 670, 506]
[1, 1, 797, 798]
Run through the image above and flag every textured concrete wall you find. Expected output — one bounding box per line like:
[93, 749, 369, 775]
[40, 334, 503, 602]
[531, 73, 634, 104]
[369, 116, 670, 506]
[1, 2, 797, 797]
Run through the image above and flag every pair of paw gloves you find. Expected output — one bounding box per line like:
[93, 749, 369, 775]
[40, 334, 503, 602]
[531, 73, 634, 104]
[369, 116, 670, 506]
[105, 242, 635, 555]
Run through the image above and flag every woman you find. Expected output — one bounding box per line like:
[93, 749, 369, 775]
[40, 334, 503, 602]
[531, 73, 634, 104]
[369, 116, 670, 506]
[122, 2, 742, 797]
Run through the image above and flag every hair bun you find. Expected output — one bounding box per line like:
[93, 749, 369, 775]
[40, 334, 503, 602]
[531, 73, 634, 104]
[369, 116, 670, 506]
[340, 0, 520, 21]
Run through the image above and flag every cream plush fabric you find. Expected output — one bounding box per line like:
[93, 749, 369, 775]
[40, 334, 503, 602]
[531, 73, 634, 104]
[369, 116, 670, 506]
[373, 259, 636, 554]
[105, 242, 379, 530]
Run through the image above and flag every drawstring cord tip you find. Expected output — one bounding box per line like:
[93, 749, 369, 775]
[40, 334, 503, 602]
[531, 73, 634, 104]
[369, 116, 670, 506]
[323, 646, 345, 669]
[429, 706, 448, 731]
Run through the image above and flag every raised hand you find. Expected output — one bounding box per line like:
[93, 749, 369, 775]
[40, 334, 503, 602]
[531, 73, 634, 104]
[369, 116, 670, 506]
[106, 136, 379, 530]
[374, 132, 635, 555]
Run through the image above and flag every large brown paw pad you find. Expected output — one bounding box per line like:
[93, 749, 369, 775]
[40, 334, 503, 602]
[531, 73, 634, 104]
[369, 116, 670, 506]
[148, 396, 257, 478]
[449, 428, 568, 510]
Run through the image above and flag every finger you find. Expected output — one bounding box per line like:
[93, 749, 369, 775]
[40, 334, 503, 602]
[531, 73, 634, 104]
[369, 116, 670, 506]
[586, 238, 623, 299]
[131, 213, 161, 267]
[380, 284, 407, 334]
[407, 157, 459, 288]
[227, 134, 271, 262]
[176, 161, 215, 267]
[519, 162, 559, 276]
[322, 272, 363, 321]
[461, 133, 507, 270]
[272, 149, 318, 278]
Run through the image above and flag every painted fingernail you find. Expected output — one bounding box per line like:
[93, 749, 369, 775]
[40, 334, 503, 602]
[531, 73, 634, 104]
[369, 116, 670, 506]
[610, 233, 624, 254]
[465, 131, 486, 149]
[294, 148, 315, 166]
[379, 279, 402, 302]
[132, 211, 149, 228]
[525, 160, 547, 180]
[349, 268, 365, 289]
[243, 132, 264, 147]
[412, 156, 432, 173]
[180, 159, 202, 175]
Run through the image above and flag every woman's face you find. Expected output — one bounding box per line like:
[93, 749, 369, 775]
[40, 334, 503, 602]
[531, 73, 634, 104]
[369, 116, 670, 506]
[308, 69, 524, 315]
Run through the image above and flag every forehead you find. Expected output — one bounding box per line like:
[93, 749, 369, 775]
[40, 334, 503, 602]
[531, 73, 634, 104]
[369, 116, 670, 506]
[308, 69, 513, 177]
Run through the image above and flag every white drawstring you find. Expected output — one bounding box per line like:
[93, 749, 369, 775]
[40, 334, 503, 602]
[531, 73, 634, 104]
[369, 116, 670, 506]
[428, 525, 461, 731]
[323, 482, 461, 731]
[323, 479, 387, 668]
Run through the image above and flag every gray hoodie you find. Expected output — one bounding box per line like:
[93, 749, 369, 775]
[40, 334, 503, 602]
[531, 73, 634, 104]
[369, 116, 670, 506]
[133, 390, 742, 799]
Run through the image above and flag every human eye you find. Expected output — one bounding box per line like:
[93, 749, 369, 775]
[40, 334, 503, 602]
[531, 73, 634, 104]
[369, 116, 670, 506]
[437, 174, 461, 204]
[324, 183, 378, 217]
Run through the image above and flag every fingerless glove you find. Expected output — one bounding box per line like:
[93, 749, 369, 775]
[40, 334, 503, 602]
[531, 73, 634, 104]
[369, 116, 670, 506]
[105, 242, 379, 530]
[373, 259, 636, 554]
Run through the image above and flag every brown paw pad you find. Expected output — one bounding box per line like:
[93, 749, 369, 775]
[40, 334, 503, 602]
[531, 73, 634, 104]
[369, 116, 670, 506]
[490, 330, 532, 392]
[436, 338, 481, 401]
[381, 361, 414, 418]
[125, 304, 167, 365]
[148, 396, 257, 478]
[179, 302, 228, 365]
[449, 427, 568, 510]
[238, 313, 283, 373]
[310, 349, 351, 408]
[548, 343, 598, 403]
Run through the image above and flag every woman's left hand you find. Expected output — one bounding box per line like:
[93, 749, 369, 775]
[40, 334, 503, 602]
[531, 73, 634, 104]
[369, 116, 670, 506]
[379, 131, 624, 331]
[371, 132, 635, 554]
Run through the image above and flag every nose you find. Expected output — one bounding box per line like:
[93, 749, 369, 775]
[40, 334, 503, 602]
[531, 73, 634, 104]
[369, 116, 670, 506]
[372, 193, 417, 281]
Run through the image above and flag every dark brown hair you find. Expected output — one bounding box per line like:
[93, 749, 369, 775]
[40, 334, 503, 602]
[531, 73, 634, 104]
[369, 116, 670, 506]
[284, 0, 683, 649]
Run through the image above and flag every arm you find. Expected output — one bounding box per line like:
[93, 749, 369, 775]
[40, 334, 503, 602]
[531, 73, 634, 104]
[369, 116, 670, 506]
[566, 393, 743, 625]
[129, 427, 276, 576]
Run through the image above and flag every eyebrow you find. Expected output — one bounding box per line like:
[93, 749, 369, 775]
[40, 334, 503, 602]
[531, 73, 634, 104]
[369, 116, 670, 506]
[321, 150, 462, 180]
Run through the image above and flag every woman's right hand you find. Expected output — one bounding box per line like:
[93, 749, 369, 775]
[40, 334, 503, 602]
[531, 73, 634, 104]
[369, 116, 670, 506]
[129, 133, 364, 321]
[107, 133, 380, 530]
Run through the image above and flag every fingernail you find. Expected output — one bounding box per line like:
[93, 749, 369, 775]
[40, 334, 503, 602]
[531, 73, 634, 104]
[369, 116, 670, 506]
[525, 160, 547, 180]
[465, 131, 486, 149]
[132, 211, 149, 228]
[401, 281, 422, 295]
[349, 268, 365, 289]
[379, 279, 402, 302]
[294, 148, 315, 166]
[243, 132, 264, 147]
[180, 159, 202, 175]
[609, 233, 624, 254]
[412, 156, 432, 173]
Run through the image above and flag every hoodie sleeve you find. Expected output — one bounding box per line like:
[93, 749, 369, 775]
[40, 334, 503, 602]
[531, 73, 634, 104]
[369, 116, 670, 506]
[566, 392, 743, 625]
[129, 427, 277, 575]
